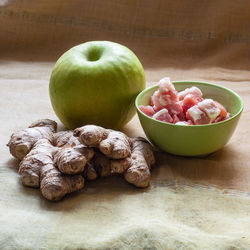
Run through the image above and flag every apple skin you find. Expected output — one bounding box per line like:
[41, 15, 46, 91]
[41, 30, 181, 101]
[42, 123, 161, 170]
[49, 41, 146, 129]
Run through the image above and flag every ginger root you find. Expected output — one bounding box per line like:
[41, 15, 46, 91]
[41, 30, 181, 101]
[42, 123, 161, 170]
[7, 120, 155, 201]
[74, 125, 155, 188]
[113, 137, 155, 188]
[53, 131, 94, 175]
[83, 150, 112, 180]
[7, 119, 57, 160]
[74, 125, 131, 159]
[20, 138, 84, 201]
[7, 120, 93, 200]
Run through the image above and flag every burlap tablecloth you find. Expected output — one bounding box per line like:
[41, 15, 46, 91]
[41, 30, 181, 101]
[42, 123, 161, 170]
[0, 1, 250, 249]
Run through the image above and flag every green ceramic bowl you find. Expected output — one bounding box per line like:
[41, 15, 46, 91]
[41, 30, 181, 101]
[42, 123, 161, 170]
[135, 81, 243, 156]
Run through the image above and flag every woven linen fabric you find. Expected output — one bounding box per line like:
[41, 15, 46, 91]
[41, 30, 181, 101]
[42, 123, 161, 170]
[0, 1, 250, 249]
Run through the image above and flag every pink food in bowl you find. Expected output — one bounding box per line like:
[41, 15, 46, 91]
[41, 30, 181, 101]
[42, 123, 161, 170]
[139, 77, 230, 125]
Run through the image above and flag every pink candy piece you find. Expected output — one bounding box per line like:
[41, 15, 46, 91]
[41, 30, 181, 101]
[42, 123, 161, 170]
[159, 77, 178, 100]
[181, 94, 199, 114]
[198, 99, 221, 123]
[139, 105, 155, 117]
[151, 77, 178, 111]
[178, 86, 203, 101]
[214, 101, 228, 119]
[186, 99, 229, 125]
[167, 102, 183, 116]
[175, 120, 193, 125]
[152, 108, 173, 123]
[186, 105, 210, 125]
[172, 114, 180, 124]
[213, 113, 230, 123]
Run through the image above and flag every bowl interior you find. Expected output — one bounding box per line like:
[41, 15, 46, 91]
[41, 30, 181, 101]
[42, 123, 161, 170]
[137, 81, 243, 120]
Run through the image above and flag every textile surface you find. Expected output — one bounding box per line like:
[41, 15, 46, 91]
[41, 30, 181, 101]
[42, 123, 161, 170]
[0, 1, 250, 249]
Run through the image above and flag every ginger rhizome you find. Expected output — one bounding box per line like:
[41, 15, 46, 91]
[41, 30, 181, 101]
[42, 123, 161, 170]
[74, 125, 131, 159]
[7, 119, 57, 160]
[53, 131, 94, 175]
[20, 138, 85, 201]
[74, 125, 155, 188]
[7, 120, 155, 201]
[7, 120, 93, 201]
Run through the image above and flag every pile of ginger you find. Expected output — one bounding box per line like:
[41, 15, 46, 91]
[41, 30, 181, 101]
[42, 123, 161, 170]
[7, 119, 155, 201]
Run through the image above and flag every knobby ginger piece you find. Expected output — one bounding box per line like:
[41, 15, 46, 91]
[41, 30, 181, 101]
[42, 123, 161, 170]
[7, 119, 57, 160]
[83, 162, 98, 181]
[75, 125, 156, 188]
[114, 137, 155, 188]
[74, 125, 131, 159]
[54, 145, 94, 175]
[20, 138, 84, 201]
[7, 120, 93, 201]
[83, 150, 111, 180]
[53, 131, 94, 175]
[83, 137, 155, 188]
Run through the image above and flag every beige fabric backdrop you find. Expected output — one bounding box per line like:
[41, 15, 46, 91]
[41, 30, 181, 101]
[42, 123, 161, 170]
[0, 1, 250, 249]
[1, 0, 250, 68]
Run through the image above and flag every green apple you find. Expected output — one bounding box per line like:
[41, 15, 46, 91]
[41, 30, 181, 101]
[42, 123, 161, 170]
[49, 41, 146, 129]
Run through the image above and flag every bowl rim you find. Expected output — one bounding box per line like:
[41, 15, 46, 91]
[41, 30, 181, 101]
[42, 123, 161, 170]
[135, 80, 244, 127]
